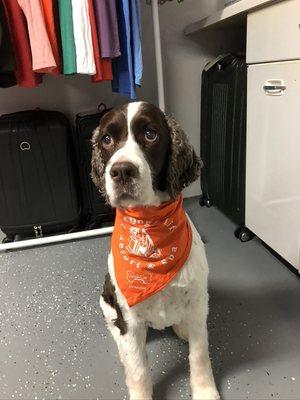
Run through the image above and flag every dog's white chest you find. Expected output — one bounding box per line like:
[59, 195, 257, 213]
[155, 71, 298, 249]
[135, 285, 192, 329]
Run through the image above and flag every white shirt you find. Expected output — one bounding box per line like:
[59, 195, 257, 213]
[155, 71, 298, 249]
[71, 0, 96, 75]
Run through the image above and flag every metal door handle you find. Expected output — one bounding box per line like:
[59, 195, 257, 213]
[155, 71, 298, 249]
[263, 80, 286, 96]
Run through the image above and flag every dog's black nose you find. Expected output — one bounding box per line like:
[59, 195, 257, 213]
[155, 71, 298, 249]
[110, 162, 139, 182]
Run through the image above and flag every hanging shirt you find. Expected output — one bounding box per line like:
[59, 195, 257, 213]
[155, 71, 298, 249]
[1, 0, 41, 87]
[40, 0, 61, 74]
[130, 0, 143, 86]
[87, 0, 112, 82]
[93, 0, 120, 59]
[71, 0, 96, 75]
[111, 195, 192, 307]
[57, 0, 76, 75]
[112, 0, 136, 99]
[17, 0, 57, 73]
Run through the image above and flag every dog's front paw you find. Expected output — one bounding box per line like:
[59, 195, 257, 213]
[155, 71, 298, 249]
[129, 385, 152, 400]
[192, 386, 220, 400]
[129, 391, 152, 400]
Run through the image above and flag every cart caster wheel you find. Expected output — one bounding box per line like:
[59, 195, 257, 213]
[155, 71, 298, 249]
[2, 236, 14, 244]
[235, 227, 254, 243]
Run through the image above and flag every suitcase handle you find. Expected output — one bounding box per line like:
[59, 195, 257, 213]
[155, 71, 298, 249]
[204, 54, 244, 72]
[217, 54, 234, 68]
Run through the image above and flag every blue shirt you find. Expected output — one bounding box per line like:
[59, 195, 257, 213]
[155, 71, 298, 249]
[112, 0, 143, 99]
[131, 0, 143, 86]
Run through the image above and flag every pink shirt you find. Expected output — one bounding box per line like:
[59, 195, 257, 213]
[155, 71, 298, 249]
[17, 0, 57, 72]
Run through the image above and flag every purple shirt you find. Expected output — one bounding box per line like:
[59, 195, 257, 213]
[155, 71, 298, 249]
[93, 0, 121, 58]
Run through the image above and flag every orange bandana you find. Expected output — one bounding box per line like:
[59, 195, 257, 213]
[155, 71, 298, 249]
[111, 194, 192, 307]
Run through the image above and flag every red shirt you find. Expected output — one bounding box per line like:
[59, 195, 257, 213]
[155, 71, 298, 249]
[2, 0, 42, 87]
[40, 0, 61, 75]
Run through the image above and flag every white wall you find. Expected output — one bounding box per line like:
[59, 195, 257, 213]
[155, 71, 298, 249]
[0, 3, 157, 120]
[159, 0, 245, 197]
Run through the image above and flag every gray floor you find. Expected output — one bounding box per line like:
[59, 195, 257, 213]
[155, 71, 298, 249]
[0, 197, 299, 400]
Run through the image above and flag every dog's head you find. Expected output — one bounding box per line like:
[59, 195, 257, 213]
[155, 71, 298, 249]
[91, 102, 201, 208]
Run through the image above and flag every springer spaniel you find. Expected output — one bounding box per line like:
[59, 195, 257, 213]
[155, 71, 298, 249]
[91, 101, 219, 400]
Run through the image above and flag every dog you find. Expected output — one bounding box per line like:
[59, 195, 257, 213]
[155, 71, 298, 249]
[91, 101, 219, 400]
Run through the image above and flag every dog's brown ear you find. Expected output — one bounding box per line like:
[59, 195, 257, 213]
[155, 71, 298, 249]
[165, 115, 202, 199]
[91, 126, 107, 200]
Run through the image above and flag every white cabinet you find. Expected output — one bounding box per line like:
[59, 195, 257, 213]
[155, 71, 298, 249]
[246, 61, 300, 270]
[247, 0, 300, 64]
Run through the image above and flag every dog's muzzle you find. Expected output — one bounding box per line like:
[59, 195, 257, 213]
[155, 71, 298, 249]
[110, 161, 139, 183]
[109, 161, 140, 201]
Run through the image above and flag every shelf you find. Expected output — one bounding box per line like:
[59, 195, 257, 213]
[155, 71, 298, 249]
[184, 0, 280, 34]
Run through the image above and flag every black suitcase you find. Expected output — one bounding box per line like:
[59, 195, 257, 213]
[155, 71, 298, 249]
[200, 54, 252, 241]
[75, 104, 114, 229]
[0, 110, 81, 242]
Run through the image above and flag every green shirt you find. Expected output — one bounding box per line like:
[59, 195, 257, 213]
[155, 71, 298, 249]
[57, 0, 76, 74]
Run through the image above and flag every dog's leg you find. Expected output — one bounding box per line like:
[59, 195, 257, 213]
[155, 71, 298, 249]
[100, 297, 152, 400]
[187, 297, 220, 400]
[118, 322, 152, 400]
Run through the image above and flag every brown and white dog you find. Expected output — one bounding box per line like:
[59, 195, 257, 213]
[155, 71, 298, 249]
[91, 101, 219, 400]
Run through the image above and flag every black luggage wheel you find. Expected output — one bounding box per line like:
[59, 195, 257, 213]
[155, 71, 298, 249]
[199, 195, 212, 208]
[235, 226, 254, 243]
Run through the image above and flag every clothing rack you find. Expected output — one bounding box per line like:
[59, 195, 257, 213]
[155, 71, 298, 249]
[0, 1, 165, 252]
[152, 0, 165, 112]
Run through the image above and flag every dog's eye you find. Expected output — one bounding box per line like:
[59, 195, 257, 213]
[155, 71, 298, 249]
[145, 129, 157, 142]
[102, 134, 112, 146]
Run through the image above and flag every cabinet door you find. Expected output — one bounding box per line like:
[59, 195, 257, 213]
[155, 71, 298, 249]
[247, 0, 300, 64]
[246, 61, 300, 271]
